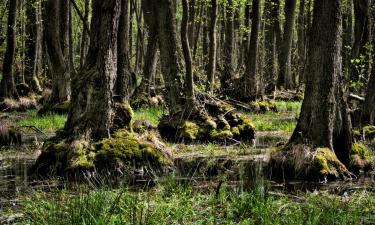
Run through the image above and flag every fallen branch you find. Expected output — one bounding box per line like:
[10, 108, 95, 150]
[349, 93, 365, 102]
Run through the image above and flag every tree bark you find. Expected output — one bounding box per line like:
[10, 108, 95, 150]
[115, 0, 132, 103]
[25, 0, 42, 93]
[221, 0, 235, 93]
[289, 0, 352, 166]
[362, 68, 375, 125]
[277, 0, 297, 89]
[206, 0, 218, 94]
[181, 0, 195, 105]
[156, 0, 184, 114]
[243, 0, 261, 100]
[0, 0, 18, 100]
[79, 0, 90, 68]
[44, 0, 70, 103]
[64, 0, 121, 141]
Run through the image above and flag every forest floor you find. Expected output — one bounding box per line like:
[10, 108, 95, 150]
[1, 101, 375, 224]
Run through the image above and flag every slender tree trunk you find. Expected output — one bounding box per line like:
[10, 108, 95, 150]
[221, 0, 235, 92]
[243, 0, 261, 99]
[206, 0, 218, 94]
[278, 0, 297, 89]
[362, 68, 375, 125]
[342, 0, 353, 79]
[44, 0, 70, 103]
[297, 0, 306, 82]
[188, 0, 196, 47]
[289, 0, 352, 166]
[25, 0, 42, 93]
[181, 0, 195, 106]
[0, 0, 18, 100]
[79, 0, 90, 68]
[116, 0, 132, 103]
[64, 0, 121, 140]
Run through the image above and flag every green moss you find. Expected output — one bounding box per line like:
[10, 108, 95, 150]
[249, 100, 277, 113]
[313, 148, 348, 177]
[351, 143, 372, 160]
[209, 129, 233, 139]
[180, 121, 200, 140]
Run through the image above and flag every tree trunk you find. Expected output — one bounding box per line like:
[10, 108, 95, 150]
[362, 68, 375, 125]
[116, 0, 132, 103]
[342, 0, 353, 79]
[221, 0, 235, 92]
[64, 0, 121, 141]
[25, 0, 42, 93]
[289, 0, 352, 166]
[206, 0, 218, 94]
[181, 0, 195, 106]
[277, 0, 297, 89]
[243, 0, 261, 100]
[263, 0, 281, 93]
[156, 0, 184, 114]
[44, 0, 70, 103]
[0, 0, 18, 100]
[79, 0, 90, 68]
[351, 0, 371, 82]
[297, 0, 306, 83]
[188, 0, 196, 47]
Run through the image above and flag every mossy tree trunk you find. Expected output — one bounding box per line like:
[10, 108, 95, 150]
[289, 0, 352, 166]
[0, 0, 19, 100]
[64, 0, 121, 141]
[277, 0, 297, 90]
[243, 0, 261, 100]
[115, 0, 132, 103]
[44, 0, 70, 103]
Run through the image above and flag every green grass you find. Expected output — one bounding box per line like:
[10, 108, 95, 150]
[248, 101, 301, 133]
[18, 110, 67, 133]
[18, 178, 375, 225]
[133, 106, 165, 126]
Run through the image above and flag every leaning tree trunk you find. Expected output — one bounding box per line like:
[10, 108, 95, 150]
[64, 0, 121, 141]
[0, 0, 18, 100]
[206, 0, 218, 94]
[44, 0, 70, 103]
[272, 0, 353, 180]
[362, 67, 375, 125]
[277, 0, 297, 89]
[25, 0, 42, 93]
[156, 0, 184, 114]
[243, 0, 261, 100]
[115, 0, 132, 103]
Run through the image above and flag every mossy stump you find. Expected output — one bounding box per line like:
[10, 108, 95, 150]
[349, 143, 374, 173]
[269, 145, 352, 181]
[249, 100, 278, 113]
[158, 94, 255, 143]
[30, 130, 173, 178]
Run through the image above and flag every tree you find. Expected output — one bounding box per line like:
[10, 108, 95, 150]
[25, 0, 42, 93]
[277, 0, 297, 89]
[271, 0, 353, 180]
[0, 0, 19, 100]
[243, 0, 261, 100]
[64, 0, 122, 140]
[44, 0, 70, 103]
[362, 68, 375, 125]
[206, 0, 218, 94]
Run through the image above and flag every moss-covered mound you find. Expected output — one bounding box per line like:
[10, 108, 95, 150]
[269, 145, 351, 181]
[249, 100, 278, 113]
[349, 143, 374, 173]
[354, 125, 375, 141]
[30, 130, 173, 178]
[158, 95, 255, 143]
[37, 101, 70, 116]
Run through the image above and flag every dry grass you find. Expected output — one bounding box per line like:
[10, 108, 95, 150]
[2, 97, 38, 111]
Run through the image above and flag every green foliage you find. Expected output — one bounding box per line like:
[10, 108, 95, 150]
[20, 179, 375, 225]
[18, 110, 67, 132]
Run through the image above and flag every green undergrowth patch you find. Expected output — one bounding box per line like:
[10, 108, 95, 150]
[18, 110, 67, 133]
[133, 106, 165, 126]
[248, 101, 301, 133]
[18, 178, 375, 225]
